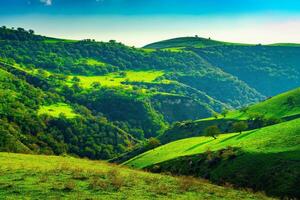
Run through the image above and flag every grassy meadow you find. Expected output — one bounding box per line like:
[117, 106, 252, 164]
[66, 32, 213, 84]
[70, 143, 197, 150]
[38, 103, 78, 119]
[70, 70, 165, 89]
[0, 153, 273, 200]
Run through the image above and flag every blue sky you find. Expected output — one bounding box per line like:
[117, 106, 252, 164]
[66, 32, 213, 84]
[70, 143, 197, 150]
[1, 0, 300, 46]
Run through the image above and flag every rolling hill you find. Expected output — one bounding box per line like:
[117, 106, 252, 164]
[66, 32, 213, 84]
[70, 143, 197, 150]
[124, 118, 300, 198]
[143, 36, 245, 49]
[159, 87, 300, 143]
[124, 88, 300, 198]
[0, 153, 273, 200]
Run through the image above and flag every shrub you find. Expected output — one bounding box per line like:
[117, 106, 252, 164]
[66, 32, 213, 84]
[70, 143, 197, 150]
[107, 169, 124, 191]
[63, 180, 76, 192]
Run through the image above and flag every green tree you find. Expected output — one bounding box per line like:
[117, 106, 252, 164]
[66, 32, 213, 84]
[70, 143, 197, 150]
[205, 125, 220, 139]
[221, 109, 229, 118]
[232, 121, 248, 134]
[147, 137, 161, 149]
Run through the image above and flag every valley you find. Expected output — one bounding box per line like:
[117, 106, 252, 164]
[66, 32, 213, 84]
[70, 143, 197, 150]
[0, 27, 299, 199]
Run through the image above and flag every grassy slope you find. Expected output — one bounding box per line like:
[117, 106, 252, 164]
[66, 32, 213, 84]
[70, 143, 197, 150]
[125, 118, 300, 169]
[0, 153, 272, 200]
[199, 87, 300, 121]
[144, 37, 247, 49]
[38, 103, 78, 119]
[70, 70, 165, 89]
[159, 87, 300, 143]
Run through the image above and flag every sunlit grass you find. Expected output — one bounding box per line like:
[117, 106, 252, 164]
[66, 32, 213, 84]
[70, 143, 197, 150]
[125, 118, 300, 168]
[0, 153, 273, 200]
[70, 70, 165, 89]
[38, 103, 78, 118]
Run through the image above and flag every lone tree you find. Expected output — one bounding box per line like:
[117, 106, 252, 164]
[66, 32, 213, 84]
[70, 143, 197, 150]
[205, 125, 220, 139]
[286, 96, 296, 107]
[221, 109, 229, 118]
[233, 121, 248, 134]
[212, 112, 219, 119]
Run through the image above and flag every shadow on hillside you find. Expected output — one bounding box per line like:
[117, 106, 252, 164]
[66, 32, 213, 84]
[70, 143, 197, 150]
[146, 149, 300, 199]
[236, 129, 259, 140]
[184, 140, 213, 152]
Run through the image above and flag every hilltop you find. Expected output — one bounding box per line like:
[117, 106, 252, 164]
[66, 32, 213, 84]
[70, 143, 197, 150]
[0, 153, 273, 200]
[143, 36, 245, 49]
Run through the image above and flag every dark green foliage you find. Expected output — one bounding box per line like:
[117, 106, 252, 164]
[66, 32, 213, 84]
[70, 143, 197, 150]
[71, 87, 167, 138]
[0, 67, 135, 159]
[146, 138, 161, 149]
[204, 125, 221, 139]
[192, 46, 300, 96]
[146, 149, 300, 199]
[232, 121, 248, 134]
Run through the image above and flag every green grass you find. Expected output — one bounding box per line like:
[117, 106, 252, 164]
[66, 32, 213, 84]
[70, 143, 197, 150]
[144, 37, 251, 49]
[43, 38, 78, 44]
[196, 87, 300, 122]
[70, 70, 165, 89]
[159, 87, 300, 144]
[224, 87, 300, 120]
[0, 153, 273, 200]
[125, 118, 300, 169]
[268, 43, 300, 47]
[76, 58, 108, 67]
[38, 103, 78, 118]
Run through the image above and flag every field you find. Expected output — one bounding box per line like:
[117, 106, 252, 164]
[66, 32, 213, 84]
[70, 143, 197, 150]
[0, 153, 272, 200]
[125, 118, 300, 168]
[38, 103, 78, 118]
[70, 70, 165, 89]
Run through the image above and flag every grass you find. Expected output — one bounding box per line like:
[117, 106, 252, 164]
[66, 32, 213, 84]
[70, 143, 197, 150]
[70, 70, 165, 89]
[225, 87, 300, 120]
[159, 87, 300, 144]
[196, 87, 300, 122]
[144, 36, 251, 49]
[124, 118, 300, 169]
[38, 103, 78, 118]
[0, 153, 273, 200]
[76, 58, 108, 67]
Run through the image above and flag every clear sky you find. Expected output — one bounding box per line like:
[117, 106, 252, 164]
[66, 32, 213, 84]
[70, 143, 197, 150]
[1, 0, 300, 47]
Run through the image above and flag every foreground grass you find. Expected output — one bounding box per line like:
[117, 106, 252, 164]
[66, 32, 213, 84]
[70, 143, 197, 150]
[0, 153, 273, 200]
[38, 103, 78, 119]
[125, 118, 300, 169]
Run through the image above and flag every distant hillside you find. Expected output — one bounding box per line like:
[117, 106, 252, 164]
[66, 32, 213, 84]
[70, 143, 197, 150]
[124, 119, 300, 198]
[192, 45, 300, 97]
[143, 36, 244, 49]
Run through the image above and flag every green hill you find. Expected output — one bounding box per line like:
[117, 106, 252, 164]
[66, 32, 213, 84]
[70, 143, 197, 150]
[0, 153, 272, 200]
[143, 36, 245, 49]
[192, 45, 300, 97]
[124, 119, 300, 198]
[159, 87, 300, 144]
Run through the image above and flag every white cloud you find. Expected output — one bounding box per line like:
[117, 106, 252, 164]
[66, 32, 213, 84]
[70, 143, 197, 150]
[40, 0, 52, 6]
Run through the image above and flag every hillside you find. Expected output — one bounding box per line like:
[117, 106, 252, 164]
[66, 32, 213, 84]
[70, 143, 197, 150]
[159, 87, 300, 143]
[0, 64, 136, 159]
[0, 153, 273, 200]
[143, 36, 244, 49]
[192, 45, 300, 96]
[0, 26, 299, 162]
[124, 119, 300, 198]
